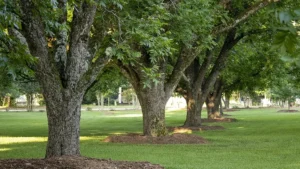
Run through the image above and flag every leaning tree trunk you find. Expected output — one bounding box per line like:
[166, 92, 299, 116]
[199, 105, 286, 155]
[135, 83, 168, 136]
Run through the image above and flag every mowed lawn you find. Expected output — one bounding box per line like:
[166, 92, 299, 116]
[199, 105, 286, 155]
[0, 108, 300, 169]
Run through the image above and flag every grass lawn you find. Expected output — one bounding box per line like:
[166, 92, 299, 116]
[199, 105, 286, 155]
[0, 108, 300, 169]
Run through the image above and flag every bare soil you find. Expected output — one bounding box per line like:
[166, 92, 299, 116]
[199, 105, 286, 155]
[167, 126, 225, 133]
[0, 156, 163, 169]
[104, 133, 208, 144]
[202, 118, 237, 122]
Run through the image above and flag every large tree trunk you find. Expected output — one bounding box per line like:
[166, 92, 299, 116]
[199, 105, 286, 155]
[183, 90, 203, 126]
[45, 93, 83, 157]
[135, 84, 168, 136]
[206, 91, 222, 119]
[206, 79, 223, 119]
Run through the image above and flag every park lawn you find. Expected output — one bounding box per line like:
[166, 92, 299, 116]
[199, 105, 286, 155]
[0, 108, 300, 169]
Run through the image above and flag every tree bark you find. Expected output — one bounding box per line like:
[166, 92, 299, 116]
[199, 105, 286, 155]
[45, 92, 84, 157]
[183, 89, 203, 126]
[206, 79, 223, 119]
[135, 84, 168, 136]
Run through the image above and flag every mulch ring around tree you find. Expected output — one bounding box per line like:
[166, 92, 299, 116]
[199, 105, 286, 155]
[167, 125, 225, 133]
[104, 133, 208, 144]
[223, 109, 241, 112]
[0, 156, 164, 169]
[202, 118, 237, 122]
[277, 109, 299, 113]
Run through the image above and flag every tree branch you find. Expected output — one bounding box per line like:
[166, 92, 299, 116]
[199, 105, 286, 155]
[201, 29, 239, 101]
[54, 0, 68, 81]
[65, 1, 97, 89]
[165, 46, 198, 98]
[194, 50, 214, 94]
[77, 55, 110, 92]
[214, 0, 281, 35]
[116, 60, 141, 91]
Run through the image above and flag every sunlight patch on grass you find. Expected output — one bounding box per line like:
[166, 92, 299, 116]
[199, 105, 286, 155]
[0, 148, 11, 152]
[80, 136, 106, 141]
[0, 137, 47, 145]
[110, 132, 125, 135]
[173, 128, 192, 134]
[106, 114, 142, 118]
[0, 136, 104, 145]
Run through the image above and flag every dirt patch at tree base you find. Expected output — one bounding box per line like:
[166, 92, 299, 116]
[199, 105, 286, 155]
[202, 118, 237, 122]
[104, 133, 208, 144]
[277, 109, 299, 113]
[167, 126, 225, 133]
[0, 156, 163, 169]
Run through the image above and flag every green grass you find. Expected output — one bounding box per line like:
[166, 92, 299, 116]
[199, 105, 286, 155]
[1, 108, 300, 169]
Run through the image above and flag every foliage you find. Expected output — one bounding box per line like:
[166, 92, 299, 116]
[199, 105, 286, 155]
[270, 67, 300, 104]
[0, 66, 20, 106]
[101, 0, 217, 87]
[221, 31, 285, 98]
[271, 0, 300, 64]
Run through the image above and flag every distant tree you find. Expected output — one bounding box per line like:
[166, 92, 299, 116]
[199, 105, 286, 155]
[271, 80, 300, 110]
[206, 32, 285, 117]
[84, 66, 129, 107]
[0, 65, 20, 108]
[18, 81, 40, 111]
[177, 0, 281, 126]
